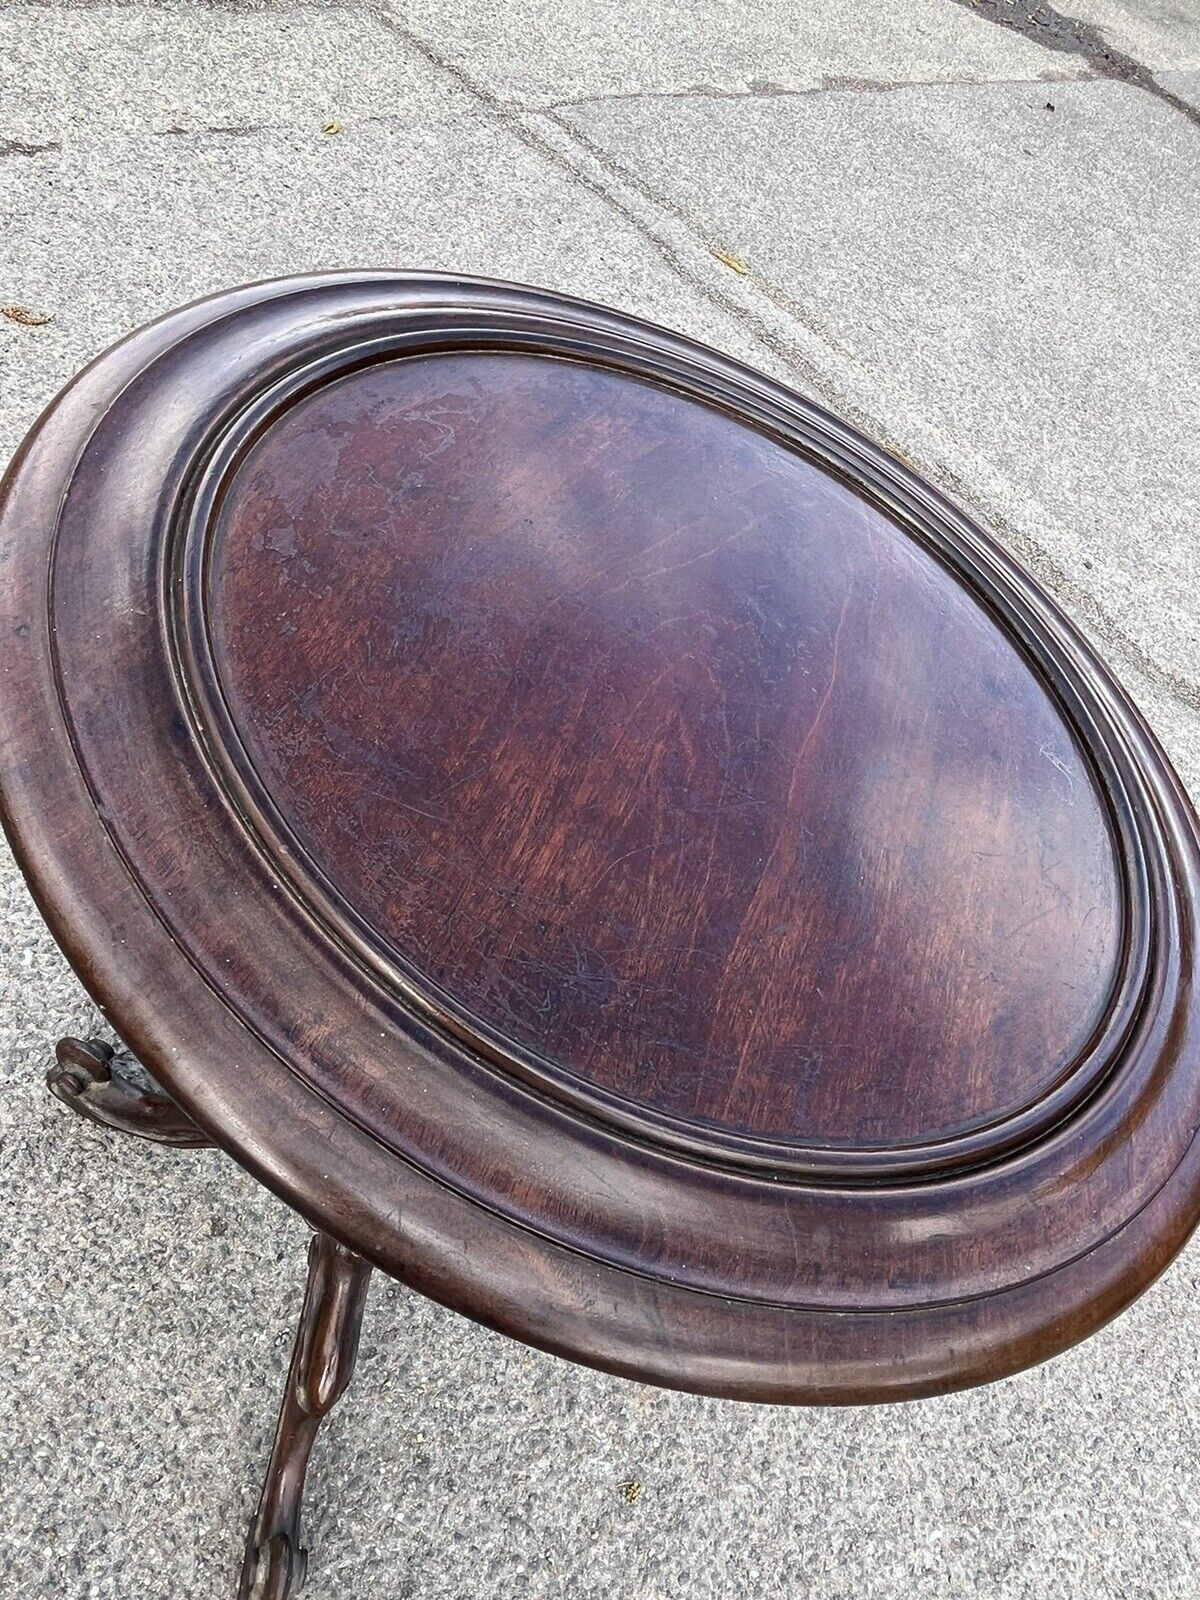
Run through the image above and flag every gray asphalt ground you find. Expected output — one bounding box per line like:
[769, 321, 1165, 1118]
[2, 3, 1199, 1597]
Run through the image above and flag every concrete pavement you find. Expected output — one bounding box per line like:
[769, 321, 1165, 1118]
[2, 3, 1198, 1596]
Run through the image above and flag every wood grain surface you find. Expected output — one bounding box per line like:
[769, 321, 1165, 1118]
[210, 354, 1123, 1150]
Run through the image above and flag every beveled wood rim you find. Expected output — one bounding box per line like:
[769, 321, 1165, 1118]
[2, 273, 1198, 1402]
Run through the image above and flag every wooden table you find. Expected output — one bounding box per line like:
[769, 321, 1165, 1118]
[2, 274, 1198, 1598]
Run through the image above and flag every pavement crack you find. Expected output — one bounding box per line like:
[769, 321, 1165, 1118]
[543, 70, 1092, 113]
[156, 121, 266, 139]
[0, 136, 60, 157]
[542, 105, 860, 362]
[363, 5, 863, 400]
[953, 0, 1200, 127]
[146, 110, 432, 141]
[364, 1, 899, 412]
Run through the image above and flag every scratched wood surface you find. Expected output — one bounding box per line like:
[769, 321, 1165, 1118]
[211, 353, 1121, 1149]
[1, 274, 1197, 1401]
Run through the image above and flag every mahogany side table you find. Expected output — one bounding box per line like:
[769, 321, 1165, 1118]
[2, 274, 1198, 1599]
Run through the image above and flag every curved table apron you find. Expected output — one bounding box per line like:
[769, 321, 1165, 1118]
[2, 273, 1199, 1407]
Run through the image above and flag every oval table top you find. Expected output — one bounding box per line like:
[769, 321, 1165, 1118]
[2, 273, 1198, 1403]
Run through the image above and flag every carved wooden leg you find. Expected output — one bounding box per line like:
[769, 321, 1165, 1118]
[47, 1036, 214, 1147]
[239, 1232, 373, 1600]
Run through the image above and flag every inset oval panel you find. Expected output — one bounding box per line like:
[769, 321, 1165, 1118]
[204, 350, 1125, 1158]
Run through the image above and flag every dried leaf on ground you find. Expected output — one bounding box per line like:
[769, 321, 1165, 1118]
[711, 248, 750, 275]
[2, 303, 54, 327]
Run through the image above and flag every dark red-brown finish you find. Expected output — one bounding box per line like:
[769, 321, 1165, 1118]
[2, 272, 1198, 1406]
[47, 1036, 216, 1148]
[238, 1232, 373, 1600]
[209, 354, 1120, 1151]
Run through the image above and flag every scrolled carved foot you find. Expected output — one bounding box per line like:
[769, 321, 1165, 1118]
[47, 1036, 213, 1147]
[239, 1529, 306, 1600]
